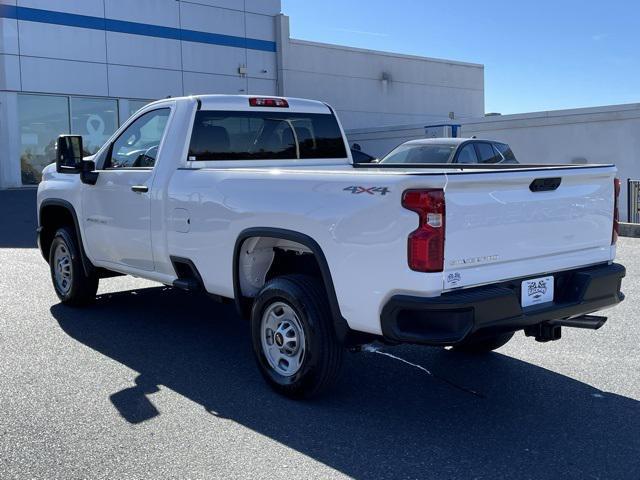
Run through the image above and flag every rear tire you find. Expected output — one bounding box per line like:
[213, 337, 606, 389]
[453, 331, 515, 353]
[49, 227, 99, 306]
[250, 274, 343, 399]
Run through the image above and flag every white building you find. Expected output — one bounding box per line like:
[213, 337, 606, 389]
[0, 0, 484, 188]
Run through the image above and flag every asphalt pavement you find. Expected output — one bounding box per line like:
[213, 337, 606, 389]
[0, 190, 638, 479]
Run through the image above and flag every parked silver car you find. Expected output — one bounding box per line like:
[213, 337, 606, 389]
[380, 137, 518, 164]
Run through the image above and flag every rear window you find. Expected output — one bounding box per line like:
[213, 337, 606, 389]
[380, 144, 456, 164]
[188, 111, 347, 161]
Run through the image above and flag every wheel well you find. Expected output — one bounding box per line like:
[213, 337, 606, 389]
[39, 204, 76, 262]
[236, 236, 319, 299]
[233, 229, 351, 343]
[234, 233, 333, 316]
[233, 232, 362, 344]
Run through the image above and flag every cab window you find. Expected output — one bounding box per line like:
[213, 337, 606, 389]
[188, 111, 347, 160]
[106, 108, 171, 169]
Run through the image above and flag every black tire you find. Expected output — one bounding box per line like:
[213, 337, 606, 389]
[453, 331, 515, 353]
[49, 226, 99, 306]
[250, 274, 343, 399]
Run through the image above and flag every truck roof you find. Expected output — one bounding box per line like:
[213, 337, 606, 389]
[146, 94, 333, 114]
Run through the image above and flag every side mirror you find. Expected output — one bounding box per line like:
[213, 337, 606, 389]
[56, 135, 84, 174]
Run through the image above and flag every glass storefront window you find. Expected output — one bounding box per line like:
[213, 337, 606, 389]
[70, 97, 118, 155]
[127, 100, 151, 120]
[18, 94, 70, 185]
[18, 95, 153, 185]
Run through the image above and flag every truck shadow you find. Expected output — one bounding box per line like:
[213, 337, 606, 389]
[51, 286, 640, 479]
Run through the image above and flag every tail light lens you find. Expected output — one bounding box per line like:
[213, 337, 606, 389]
[402, 189, 445, 272]
[612, 178, 620, 245]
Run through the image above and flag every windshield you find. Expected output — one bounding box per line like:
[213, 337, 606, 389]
[380, 143, 456, 164]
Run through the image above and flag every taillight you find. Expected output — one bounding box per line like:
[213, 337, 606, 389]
[612, 178, 620, 245]
[402, 189, 445, 272]
[249, 97, 289, 108]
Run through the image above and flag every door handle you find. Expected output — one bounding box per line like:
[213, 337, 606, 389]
[131, 185, 149, 193]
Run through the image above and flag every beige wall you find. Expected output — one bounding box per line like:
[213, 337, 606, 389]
[276, 15, 484, 130]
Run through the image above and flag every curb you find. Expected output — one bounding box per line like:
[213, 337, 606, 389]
[620, 222, 640, 238]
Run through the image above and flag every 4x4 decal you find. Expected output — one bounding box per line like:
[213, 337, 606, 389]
[343, 186, 390, 195]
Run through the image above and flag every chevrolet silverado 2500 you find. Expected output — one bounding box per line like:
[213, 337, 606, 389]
[37, 95, 625, 398]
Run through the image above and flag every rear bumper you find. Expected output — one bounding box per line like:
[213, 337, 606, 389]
[380, 262, 625, 345]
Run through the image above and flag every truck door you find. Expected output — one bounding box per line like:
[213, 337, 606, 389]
[82, 108, 171, 271]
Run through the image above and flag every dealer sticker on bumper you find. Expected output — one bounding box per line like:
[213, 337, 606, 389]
[521, 276, 554, 307]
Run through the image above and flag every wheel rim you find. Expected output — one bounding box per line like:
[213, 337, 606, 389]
[261, 301, 306, 377]
[53, 243, 73, 295]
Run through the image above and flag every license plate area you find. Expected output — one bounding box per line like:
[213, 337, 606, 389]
[521, 276, 554, 308]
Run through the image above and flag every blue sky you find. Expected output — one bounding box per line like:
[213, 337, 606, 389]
[281, 0, 639, 114]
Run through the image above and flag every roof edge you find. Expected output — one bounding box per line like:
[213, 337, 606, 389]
[288, 38, 484, 69]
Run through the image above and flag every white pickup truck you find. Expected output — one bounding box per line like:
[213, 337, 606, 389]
[37, 95, 625, 398]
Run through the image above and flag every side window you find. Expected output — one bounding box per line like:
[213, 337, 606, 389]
[456, 144, 478, 164]
[106, 108, 170, 169]
[475, 142, 501, 164]
[493, 142, 518, 163]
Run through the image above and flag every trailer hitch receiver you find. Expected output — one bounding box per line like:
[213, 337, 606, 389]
[525, 322, 562, 342]
[525, 315, 607, 343]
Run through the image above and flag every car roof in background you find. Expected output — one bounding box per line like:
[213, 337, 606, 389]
[402, 137, 472, 146]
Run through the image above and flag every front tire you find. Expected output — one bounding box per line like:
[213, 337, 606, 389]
[49, 227, 98, 306]
[251, 275, 343, 399]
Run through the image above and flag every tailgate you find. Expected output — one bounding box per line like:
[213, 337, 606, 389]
[442, 166, 616, 290]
